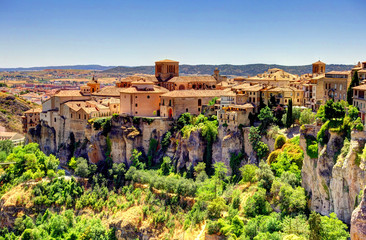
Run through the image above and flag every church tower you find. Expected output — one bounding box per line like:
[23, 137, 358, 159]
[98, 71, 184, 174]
[87, 75, 100, 93]
[155, 59, 179, 81]
[312, 60, 326, 75]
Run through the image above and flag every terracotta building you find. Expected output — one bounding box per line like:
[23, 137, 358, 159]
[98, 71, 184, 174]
[155, 59, 179, 81]
[160, 90, 225, 119]
[22, 108, 42, 133]
[120, 79, 169, 117]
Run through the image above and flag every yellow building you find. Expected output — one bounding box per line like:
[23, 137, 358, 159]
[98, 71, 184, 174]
[242, 68, 300, 87]
[316, 71, 350, 104]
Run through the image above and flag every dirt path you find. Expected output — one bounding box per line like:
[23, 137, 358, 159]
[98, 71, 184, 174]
[195, 221, 206, 240]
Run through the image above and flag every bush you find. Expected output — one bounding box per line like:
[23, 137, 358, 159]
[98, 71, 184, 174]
[244, 187, 272, 217]
[299, 108, 315, 125]
[256, 161, 275, 192]
[274, 135, 286, 150]
[240, 164, 258, 183]
[207, 197, 228, 219]
[317, 120, 330, 145]
[305, 136, 318, 159]
[267, 149, 282, 165]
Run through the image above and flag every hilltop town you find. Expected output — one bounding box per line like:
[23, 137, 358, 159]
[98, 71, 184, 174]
[3, 59, 366, 239]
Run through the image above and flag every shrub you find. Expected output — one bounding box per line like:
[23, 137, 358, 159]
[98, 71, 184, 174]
[240, 164, 258, 183]
[267, 149, 282, 165]
[256, 161, 275, 192]
[305, 136, 318, 159]
[274, 135, 286, 150]
[317, 120, 330, 145]
[207, 197, 228, 219]
[299, 108, 315, 125]
[244, 187, 272, 217]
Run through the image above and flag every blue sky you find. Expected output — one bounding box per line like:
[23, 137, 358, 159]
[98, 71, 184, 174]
[0, 0, 365, 67]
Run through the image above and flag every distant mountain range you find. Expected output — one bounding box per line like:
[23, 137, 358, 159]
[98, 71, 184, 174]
[0, 65, 115, 71]
[104, 64, 355, 77]
[0, 63, 355, 77]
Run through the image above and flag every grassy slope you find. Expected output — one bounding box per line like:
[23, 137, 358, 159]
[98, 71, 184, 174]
[0, 92, 40, 133]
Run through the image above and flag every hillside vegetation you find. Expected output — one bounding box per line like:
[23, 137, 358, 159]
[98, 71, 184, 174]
[0, 92, 40, 133]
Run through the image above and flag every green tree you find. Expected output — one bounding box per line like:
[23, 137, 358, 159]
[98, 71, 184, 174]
[244, 187, 272, 217]
[256, 161, 274, 192]
[299, 108, 315, 125]
[207, 197, 228, 219]
[308, 212, 322, 240]
[324, 100, 346, 120]
[347, 71, 359, 105]
[75, 157, 89, 178]
[321, 213, 349, 240]
[0, 140, 14, 155]
[286, 99, 293, 128]
[348, 105, 360, 121]
[240, 164, 258, 183]
[258, 106, 274, 132]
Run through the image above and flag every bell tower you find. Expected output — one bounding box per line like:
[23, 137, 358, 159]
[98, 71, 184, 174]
[155, 59, 179, 81]
[312, 60, 326, 74]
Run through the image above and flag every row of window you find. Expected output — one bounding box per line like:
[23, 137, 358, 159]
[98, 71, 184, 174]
[325, 83, 343, 90]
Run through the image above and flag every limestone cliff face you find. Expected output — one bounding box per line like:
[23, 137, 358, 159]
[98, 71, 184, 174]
[330, 131, 366, 224]
[26, 121, 57, 156]
[301, 125, 366, 224]
[351, 186, 366, 240]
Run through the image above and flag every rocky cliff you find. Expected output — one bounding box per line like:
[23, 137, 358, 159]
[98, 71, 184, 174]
[27, 116, 261, 175]
[351, 186, 366, 240]
[301, 125, 366, 224]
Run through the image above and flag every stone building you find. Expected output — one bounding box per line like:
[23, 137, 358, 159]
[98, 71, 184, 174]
[242, 68, 300, 87]
[232, 83, 264, 111]
[316, 71, 350, 103]
[262, 86, 304, 106]
[352, 61, 366, 81]
[217, 104, 254, 128]
[160, 90, 225, 119]
[120, 79, 169, 117]
[22, 108, 42, 133]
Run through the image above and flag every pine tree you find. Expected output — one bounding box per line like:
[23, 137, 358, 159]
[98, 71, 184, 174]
[309, 212, 323, 240]
[347, 71, 359, 105]
[285, 99, 293, 128]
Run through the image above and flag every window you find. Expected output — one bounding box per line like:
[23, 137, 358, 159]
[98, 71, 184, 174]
[135, 104, 138, 107]
[340, 84, 342, 91]
[71, 114, 73, 118]
[335, 84, 337, 90]
[135, 96, 137, 98]
[198, 108, 201, 112]
[147, 95, 150, 99]
[54, 118, 56, 122]
[186, 108, 188, 112]
[198, 99, 202, 106]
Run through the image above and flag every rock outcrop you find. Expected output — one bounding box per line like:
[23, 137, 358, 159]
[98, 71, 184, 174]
[26, 121, 57, 156]
[351, 186, 366, 240]
[301, 125, 366, 224]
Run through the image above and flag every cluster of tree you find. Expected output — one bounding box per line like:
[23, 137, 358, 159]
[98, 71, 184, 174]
[0, 143, 63, 197]
[0, 210, 115, 240]
[0, 140, 14, 162]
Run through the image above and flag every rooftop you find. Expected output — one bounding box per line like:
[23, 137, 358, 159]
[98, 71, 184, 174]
[168, 75, 217, 83]
[120, 85, 169, 94]
[155, 59, 179, 63]
[161, 90, 226, 98]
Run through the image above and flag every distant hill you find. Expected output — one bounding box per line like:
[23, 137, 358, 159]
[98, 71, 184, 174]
[103, 64, 355, 77]
[0, 65, 116, 72]
[0, 63, 355, 76]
